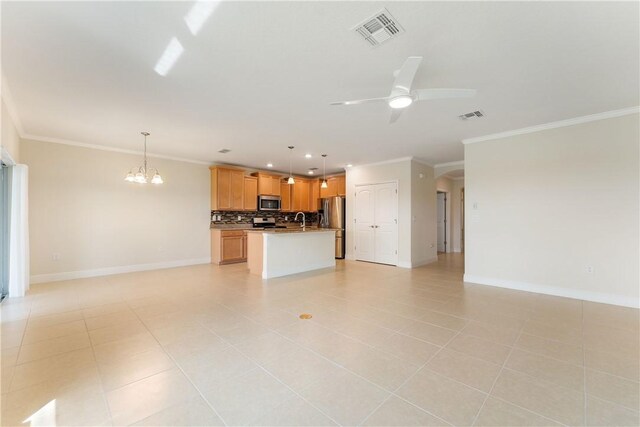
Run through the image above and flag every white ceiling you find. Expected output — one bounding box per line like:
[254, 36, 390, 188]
[2, 1, 638, 174]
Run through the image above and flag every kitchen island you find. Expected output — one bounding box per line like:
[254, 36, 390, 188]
[246, 229, 336, 279]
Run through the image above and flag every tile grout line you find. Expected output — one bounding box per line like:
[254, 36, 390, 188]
[469, 318, 527, 426]
[82, 285, 116, 426]
[223, 338, 344, 426]
[124, 298, 231, 427]
[358, 323, 468, 426]
[185, 306, 344, 426]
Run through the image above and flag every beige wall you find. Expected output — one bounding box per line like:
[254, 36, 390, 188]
[451, 179, 464, 252]
[22, 139, 211, 281]
[464, 113, 639, 307]
[345, 158, 437, 268]
[411, 160, 438, 265]
[1, 99, 20, 163]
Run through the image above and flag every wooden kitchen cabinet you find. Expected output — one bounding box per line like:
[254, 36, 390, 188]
[309, 179, 320, 212]
[253, 173, 281, 196]
[280, 181, 292, 212]
[320, 174, 346, 198]
[211, 229, 247, 264]
[243, 176, 258, 211]
[335, 175, 346, 196]
[292, 179, 310, 212]
[210, 166, 245, 211]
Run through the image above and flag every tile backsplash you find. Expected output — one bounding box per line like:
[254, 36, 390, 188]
[211, 210, 318, 225]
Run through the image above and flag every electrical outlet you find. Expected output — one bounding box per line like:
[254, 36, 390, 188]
[237, 215, 242, 221]
[51, 253, 61, 261]
[586, 265, 594, 274]
[285, 216, 288, 221]
[429, 243, 434, 248]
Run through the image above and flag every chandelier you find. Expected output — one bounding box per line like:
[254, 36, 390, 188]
[124, 132, 163, 184]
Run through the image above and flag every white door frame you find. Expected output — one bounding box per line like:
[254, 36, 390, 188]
[435, 187, 452, 253]
[354, 180, 399, 266]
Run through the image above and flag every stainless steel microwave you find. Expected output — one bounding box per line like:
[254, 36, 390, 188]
[258, 195, 281, 211]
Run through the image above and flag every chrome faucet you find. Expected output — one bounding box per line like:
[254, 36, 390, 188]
[294, 212, 306, 230]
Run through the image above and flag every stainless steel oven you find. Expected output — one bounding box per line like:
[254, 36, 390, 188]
[258, 195, 281, 211]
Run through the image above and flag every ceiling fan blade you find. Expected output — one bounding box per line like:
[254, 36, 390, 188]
[389, 109, 403, 124]
[330, 97, 388, 106]
[391, 56, 423, 95]
[414, 88, 477, 101]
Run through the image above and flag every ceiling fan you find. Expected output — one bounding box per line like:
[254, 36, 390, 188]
[330, 56, 476, 123]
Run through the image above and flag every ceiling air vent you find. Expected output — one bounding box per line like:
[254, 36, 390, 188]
[218, 148, 231, 154]
[353, 9, 404, 47]
[458, 110, 484, 120]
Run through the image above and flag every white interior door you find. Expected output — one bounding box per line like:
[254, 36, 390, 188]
[355, 182, 398, 266]
[373, 182, 398, 265]
[437, 192, 446, 252]
[354, 186, 375, 262]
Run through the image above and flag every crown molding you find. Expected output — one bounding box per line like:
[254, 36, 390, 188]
[349, 156, 414, 169]
[462, 106, 640, 145]
[22, 134, 212, 166]
[434, 160, 464, 168]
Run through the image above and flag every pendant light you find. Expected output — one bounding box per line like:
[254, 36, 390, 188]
[287, 146, 295, 184]
[125, 132, 163, 184]
[321, 154, 328, 189]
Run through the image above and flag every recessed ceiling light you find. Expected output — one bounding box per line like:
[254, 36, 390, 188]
[266, 163, 273, 168]
[346, 164, 353, 168]
[305, 154, 312, 159]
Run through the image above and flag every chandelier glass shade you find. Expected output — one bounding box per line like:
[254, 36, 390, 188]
[125, 132, 163, 185]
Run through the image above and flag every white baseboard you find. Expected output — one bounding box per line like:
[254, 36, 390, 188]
[30, 258, 212, 284]
[398, 256, 438, 269]
[463, 274, 639, 308]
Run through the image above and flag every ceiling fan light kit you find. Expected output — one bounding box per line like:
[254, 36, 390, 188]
[388, 95, 413, 109]
[330, 56, 476, 123]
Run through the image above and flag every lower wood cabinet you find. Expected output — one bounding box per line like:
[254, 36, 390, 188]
[211, 229, 247, 264]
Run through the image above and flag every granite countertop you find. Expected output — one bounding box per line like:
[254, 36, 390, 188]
[210, 224, 258, 230]
[210, 223, 324, 230]
[245, 227, 339, 234]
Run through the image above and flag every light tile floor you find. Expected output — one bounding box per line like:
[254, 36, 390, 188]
[1, 254, 638, 426]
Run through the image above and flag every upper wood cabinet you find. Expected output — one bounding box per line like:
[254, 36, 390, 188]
[309, 179, 320, 212]
[320, 175, 346, 198]
[291, 179, 310, 212]
[280, 180, 292, 212]
[211, 166, 245, 211]
[243, 176, 258, 211]
[253, 173, 281, 196]
[335, 175, 346, 196]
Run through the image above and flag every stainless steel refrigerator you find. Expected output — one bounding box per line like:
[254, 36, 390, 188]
[319, 196, 345, 259]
